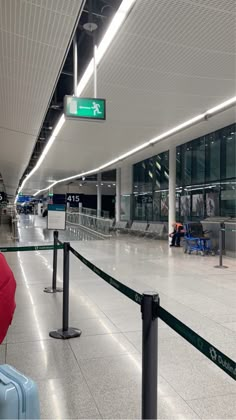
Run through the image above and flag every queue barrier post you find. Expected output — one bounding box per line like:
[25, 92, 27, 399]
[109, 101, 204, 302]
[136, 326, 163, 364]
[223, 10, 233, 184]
[49, 242, 81, 339]
[141, 292, 159, 420]
[215, 227, 228, 269]
[44, 231, 63, 293]
[11, 218, 19, 241]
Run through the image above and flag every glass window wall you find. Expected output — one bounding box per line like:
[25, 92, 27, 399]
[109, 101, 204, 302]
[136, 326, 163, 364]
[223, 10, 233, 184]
[132, 123, 236, 221]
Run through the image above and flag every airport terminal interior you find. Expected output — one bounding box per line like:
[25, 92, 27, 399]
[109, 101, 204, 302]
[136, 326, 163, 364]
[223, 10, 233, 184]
[0, 0, 235, 419]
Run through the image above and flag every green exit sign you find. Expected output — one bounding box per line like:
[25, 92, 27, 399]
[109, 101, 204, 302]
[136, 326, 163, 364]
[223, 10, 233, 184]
[64, 96, 106, 121]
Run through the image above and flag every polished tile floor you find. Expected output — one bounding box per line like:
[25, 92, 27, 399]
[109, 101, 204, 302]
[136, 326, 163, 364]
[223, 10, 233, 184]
[0, 216, 236, 419]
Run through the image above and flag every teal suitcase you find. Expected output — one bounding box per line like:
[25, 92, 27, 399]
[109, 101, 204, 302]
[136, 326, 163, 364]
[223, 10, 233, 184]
[0, 365, 40, 419]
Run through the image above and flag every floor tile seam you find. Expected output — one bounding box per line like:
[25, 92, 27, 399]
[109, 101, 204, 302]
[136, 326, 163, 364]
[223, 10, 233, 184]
[174, 398, 201, 419]
[121, 334, 141, 353]
[113, 324, 142, 334]
[158, 373, 202, 419]
[68, 331, 128, 338]
[77, 289, 138, 334]
[159, 332, 236, 349]
[6, 337, 55, 345]
[6, 337, 69, 347]
[122, 329, 142, 334]
[92, 382, 142, 397]
[159, 353, 236, 370]
[69, 348, 140, 363]
[77, 352, 142, 366]
[158, 374, 225, 419]
[5, 348, 77, 360]
[5, 352, 77, 362]
[68, 340, 104, 419]
[161, 292, 232, 316]
[158, 373, 183, 399]
[165, 289, 236, 303]
[185, 390, 236, 403]
[159, 294, 236, 348]
[196, 312, 236, 333]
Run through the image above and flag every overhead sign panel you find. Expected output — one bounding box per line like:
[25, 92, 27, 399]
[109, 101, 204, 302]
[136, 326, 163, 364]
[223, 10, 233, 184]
[0, 192, 7, 202]
[0, 192, 7, 206]
[17, 195, 33, 203]
[64, 96, 106, 121]
[67, 193, 80, 208]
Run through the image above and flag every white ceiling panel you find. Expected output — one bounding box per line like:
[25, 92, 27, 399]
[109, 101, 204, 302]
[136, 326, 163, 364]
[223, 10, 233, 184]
[22, 0, 236, 194]
[0, 0, 84, 195]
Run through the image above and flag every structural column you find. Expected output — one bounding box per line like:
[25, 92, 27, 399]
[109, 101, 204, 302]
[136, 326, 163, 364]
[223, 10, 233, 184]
[168, 146, 176, 234]
[97, 173, 102, 217]
[116, 168, 121, 223]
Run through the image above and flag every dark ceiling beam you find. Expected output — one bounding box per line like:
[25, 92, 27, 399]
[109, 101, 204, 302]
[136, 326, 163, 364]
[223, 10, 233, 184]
[83, 9, 106, 18]
[61, 70, 73, 77]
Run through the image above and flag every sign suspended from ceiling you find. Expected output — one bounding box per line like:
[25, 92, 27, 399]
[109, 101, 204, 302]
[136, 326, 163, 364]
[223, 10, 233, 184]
[64, 96, 106, 121]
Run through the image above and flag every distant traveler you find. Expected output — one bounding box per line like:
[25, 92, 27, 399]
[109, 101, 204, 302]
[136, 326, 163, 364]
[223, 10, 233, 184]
[0, 254, 16, 343]
[169, 222, 184, 247]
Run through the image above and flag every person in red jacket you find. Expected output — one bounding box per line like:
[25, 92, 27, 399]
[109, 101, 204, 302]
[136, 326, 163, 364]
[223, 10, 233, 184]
[0, 253, 16, 344]
[169, 222, 185, 247]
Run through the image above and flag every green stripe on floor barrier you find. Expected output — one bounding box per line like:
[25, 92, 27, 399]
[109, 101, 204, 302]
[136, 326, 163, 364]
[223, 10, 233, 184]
[0, 244, 63, 252]
[69, 246, 143, 305]
[158, 306, 236, 381]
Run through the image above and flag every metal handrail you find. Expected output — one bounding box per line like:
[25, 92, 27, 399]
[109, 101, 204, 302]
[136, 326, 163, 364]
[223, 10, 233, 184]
[66, 211, 112, 236]
[68, 207, 110, 219]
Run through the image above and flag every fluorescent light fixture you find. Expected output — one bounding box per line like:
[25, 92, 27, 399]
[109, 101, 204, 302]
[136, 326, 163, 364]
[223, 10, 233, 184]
[206, 96, 236, 116]
[76, 0, 137, 96]
[15, 114, 66, 203]
[119, 141, 150, 160]
[149, 113, 205, 145]
[96, 0, 136, 64]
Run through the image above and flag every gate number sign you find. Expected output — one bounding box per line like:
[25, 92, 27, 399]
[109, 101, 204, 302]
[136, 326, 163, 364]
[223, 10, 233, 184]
[67, 194, 80, 203]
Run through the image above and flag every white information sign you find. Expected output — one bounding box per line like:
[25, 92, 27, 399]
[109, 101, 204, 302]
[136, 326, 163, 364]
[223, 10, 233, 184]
[47, 204, 66, 230]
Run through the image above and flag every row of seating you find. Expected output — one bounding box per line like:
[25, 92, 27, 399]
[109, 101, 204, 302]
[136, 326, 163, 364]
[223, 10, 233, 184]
[112, 221, 168, 239]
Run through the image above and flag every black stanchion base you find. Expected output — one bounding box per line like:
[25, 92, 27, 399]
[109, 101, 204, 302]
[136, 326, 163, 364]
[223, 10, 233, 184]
[49, 328, 82, 340]
[44, 287, 63, 293]
[214, 265, 228, 269]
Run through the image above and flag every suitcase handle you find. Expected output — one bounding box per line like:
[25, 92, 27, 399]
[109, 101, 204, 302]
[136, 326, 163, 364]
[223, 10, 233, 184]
[0, 372, 11, 385]
[0, 366, 26, 413]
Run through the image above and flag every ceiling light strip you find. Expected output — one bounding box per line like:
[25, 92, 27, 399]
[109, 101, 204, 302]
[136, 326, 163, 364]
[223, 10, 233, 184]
[32, 95, 236, 197]
[15, 0, 137, 203]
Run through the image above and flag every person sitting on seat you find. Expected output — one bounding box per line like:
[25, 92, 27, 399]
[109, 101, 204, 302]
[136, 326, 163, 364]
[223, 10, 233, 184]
[0, 253, 16, 344]
[169, 222, 184, 247]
